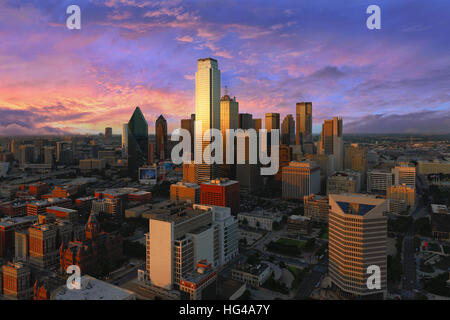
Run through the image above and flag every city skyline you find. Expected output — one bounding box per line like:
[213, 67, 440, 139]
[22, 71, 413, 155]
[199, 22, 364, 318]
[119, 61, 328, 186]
[0, 1, 449, 136]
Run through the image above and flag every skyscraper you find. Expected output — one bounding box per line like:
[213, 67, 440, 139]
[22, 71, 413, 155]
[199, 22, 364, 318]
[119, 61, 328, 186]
[155, 115, 168, 161]
[220, 95, 239, 177]
[127, 107, 148, 178]
[295, 102, 312, 148]
[319, 117, 343, 171]
[194, 58, 221, 184]
[253, 118, 262, 132]
[265, 113, 280, 132]
[239, 113, 253, 130]
[281, 114, 295, 145]
[122, 123, 128, 159]
[105, 127, 112, 140]
[181, 114, 195, 160]
[328, 194, 387, 298]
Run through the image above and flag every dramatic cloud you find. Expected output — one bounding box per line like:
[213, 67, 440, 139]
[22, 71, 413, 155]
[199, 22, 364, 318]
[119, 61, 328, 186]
[0, 0, 449, 135]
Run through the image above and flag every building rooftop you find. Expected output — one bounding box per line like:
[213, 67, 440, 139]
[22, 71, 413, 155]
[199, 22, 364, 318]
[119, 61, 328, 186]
[53, 275, 135, 300]
[431, 204, 449, 215]
[203, 178, 238, 187]
[0, 215, 37, 227]
[233, 263, 270, 276]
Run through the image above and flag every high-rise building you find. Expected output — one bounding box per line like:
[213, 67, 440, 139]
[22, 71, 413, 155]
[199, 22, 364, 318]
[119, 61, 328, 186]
[127, 107, 149, 178]
[282, 161, 320, 200]
[344, 144, 368, 174]
[155, 115, 168, 161]
[105, 127, 112, 140]
[44, 146, 54, 167]
[281, 114, 295, 145]
[392, 165, 416, 188]
[122, 123, 128, 159]
[252, 118, 262, 132]
[200, 178, 240, 215]
[319, 117, 343, 170]
[328, 194, 387, 298]
[239, 113, 253, 130]
[181, 114, 195, 160]
[265, 113, 280, 132]
[194, 58, 221, 184]
[367, 169, 393, 193]
[220, 95, 239, 164]
[295, 102, 312, 149]
[142, 203, 238, 290]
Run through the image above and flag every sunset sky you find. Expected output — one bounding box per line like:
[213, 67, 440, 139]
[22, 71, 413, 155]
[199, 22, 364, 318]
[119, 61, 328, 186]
[0, 0, 449, 136]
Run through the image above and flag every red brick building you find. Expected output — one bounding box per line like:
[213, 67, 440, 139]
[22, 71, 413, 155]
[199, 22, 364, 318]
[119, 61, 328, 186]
[0, 216, 36, 257]
[1, 262, 32, 300]
[59, 213, 123, 276]
[28, 182, 49, 199]
[200, 178, 240, 214]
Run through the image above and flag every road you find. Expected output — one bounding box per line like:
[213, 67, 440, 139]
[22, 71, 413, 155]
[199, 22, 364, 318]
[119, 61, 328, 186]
[294, 270, 323, 299]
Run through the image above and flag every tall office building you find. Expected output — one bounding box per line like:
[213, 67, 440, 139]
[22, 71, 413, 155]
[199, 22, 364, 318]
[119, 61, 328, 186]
[200, 178, 240, 215]
[239, 113, 253, 130]
[220, 95, 239, 169]
[344, 144, 368, 174]
[181, 114, 195, 160]
[265, 113, 280, 132]
[319, 117, 343, 171]
[282, 160, 320, 200]
[328, 194, 387, 298]
[127, 107, 149, 178]
[253, 118, 262, 132]
[122, 123, 128, 159]
[296, 102, 312, 149]
[392, 165, 416, 188]
[155, 115, 168, 161]
[281, 114, 295, 145]
[105, 127, 112, 140]
[194, 58, 221, 184]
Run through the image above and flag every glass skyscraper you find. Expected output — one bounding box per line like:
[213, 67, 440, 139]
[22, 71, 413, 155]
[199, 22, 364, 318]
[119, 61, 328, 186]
[127, 106, 148, 178]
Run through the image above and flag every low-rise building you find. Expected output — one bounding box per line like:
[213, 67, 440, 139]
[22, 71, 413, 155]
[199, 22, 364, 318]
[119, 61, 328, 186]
[231, 263, 272, 287]
[237, 211, 281, 231]
[286, 215, 312, 235]
[303, 194, 330, 223]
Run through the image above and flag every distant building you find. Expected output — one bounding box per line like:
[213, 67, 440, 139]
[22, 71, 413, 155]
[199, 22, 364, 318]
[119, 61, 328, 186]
[281, 114, 295, 145]
[0, 215, 37, 257]
[344, 144, 368, 178]
[318, 117, 343, 171]
[237, 211, 281, 231]
[105, 127, 112, 140]
[265, 113, 280, 132]
[328, 194, 387, 298]
[155, 115, 168, 161]
[79, 159, 106, 171]
[430, 204, 450, 241]
[296, 102, 313, 152]
[282, 161, 320, 200]
[392, 165, 416, 188]
[287, 215, 312, 235]
[417, 159, 450, 175]
[127, 107, 149, 178]
[200, 178, 240, 215]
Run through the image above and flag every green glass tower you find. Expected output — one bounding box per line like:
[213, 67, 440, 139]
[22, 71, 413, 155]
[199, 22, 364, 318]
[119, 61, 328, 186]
[127, 106, 148, 178]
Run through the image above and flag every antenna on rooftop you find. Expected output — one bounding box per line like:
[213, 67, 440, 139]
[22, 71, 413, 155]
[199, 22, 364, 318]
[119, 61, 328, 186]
[224, 85, 229, 96]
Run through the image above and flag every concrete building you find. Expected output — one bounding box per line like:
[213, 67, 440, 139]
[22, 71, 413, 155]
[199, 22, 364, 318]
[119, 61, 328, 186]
[52, 275, 135, 300]
[286, 215, 312, 235]
[386, 185, 415, 215]
[231, 263, 272, 287]
[303, 194, 330, 223]
[417, 159, 450, 175]
[237, 211, 281, 231]
[282, 161, 320, 200]
[179, 260, 217, 300]
[170, 182, 200, 204]
[327, 170, 362, 195]
[319, 117, 343, 171]
[142, 204, 238, 290]
[328, 194, 387, 298]
[367, 170, 393, 193]
[281, 114, 295, 146]
[392, 165, 416, 188]
[296, 102, 313, 153]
